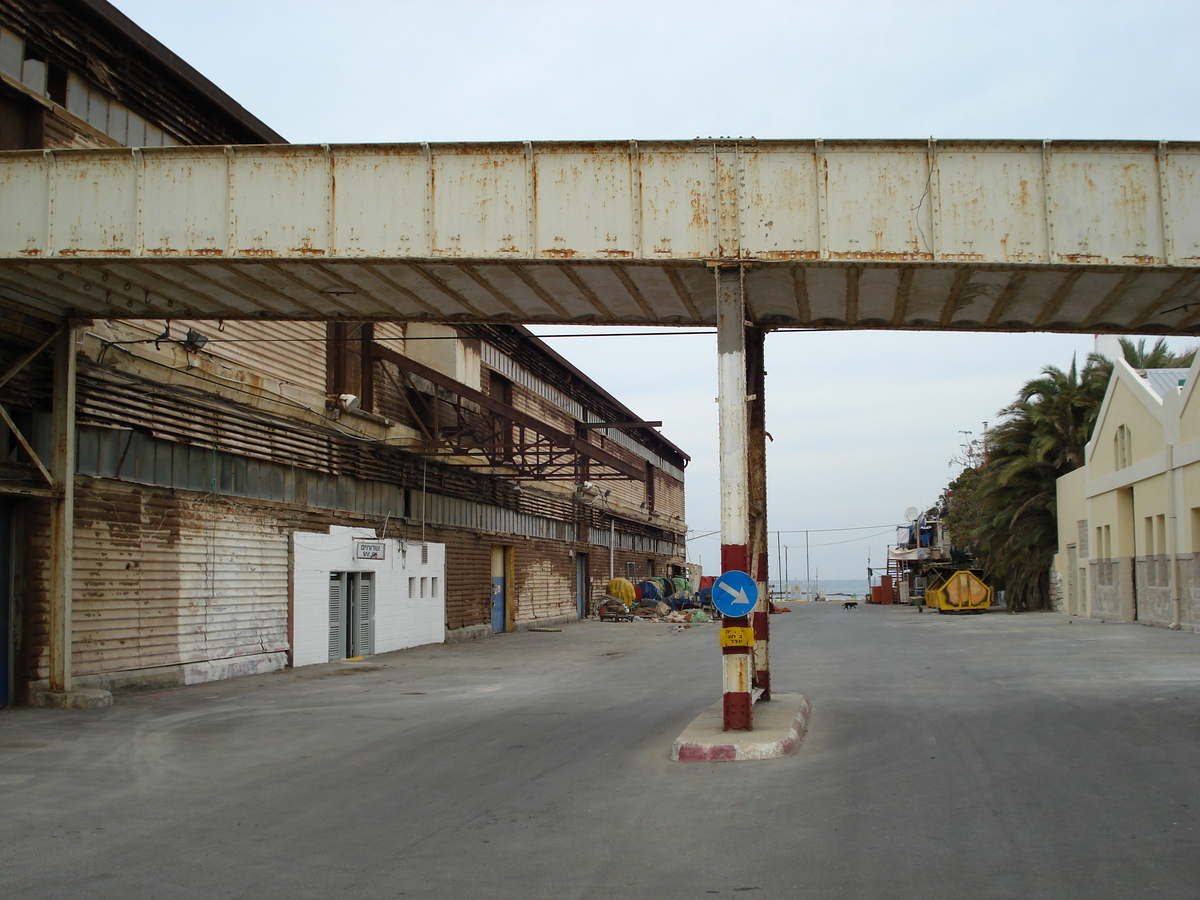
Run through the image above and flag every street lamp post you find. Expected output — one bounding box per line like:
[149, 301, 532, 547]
[805, 530, 810, 600]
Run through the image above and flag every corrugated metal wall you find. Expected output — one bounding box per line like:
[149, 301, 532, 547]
[514, 544, 576, 622]
[441, 529, 491, 632]
[125, 320, 330, 396]
[72, 482, 289, 678]
[587, 525, 677, 557]
[76, 425, 408, 518]
[15, 476, 684, 694]
[75, 425, 668, 553]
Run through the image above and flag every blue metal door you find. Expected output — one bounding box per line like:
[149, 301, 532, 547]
[491, 576, 505, 634]
[575, 553, 588, 619]
[0, 499, 11, 707]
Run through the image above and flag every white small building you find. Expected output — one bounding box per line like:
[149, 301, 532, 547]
[292, 526, 446, 666]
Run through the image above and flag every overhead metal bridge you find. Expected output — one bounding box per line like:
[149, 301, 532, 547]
[1, 138, 1198, 332]
[4, 137, 1198, 717]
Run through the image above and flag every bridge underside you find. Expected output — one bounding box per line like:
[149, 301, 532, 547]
[3, 259, 1199, 335]
[2, 138, 1198, 333]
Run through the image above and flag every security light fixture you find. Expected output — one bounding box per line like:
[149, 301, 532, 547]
[182, 328, 209, 352]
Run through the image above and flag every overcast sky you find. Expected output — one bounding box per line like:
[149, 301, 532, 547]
[110, 0, 1200, 579]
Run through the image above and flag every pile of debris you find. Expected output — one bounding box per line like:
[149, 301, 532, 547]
[597, 576, 713, 624]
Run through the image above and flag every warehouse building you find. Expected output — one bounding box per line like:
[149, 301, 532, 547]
[0, 0, 687, 706]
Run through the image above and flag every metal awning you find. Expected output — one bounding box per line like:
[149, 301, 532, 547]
[1, 139, 1198, 332]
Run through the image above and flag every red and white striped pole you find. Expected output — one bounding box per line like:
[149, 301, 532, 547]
[716, 266, 754, 730]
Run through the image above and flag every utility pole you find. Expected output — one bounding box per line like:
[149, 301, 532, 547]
[805, 530, 810, 600]
[776, 529, 783, 598]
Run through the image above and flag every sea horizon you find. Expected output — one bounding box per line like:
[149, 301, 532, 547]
[771, 577, 871, 599]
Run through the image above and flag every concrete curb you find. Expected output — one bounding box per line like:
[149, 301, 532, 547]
[31, 689, 114, 709]
[445, 615, 580, 644]
[25, 652, 285, 700]
[514, 614, 578, 632]
[671, 692, 810, 762]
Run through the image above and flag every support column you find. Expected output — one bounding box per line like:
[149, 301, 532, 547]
[40, 325, 109, 708]
[1167, 443, 1183, 630]
[721, 614, 754, 730]
[746, 325, 770, 700]
[716, 266, 753, 730]
[47, 325, 77, 694]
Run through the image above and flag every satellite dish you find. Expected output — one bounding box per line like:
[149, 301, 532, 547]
[904, 507, 920, 522]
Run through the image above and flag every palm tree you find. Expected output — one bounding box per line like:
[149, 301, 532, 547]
[957, 357, 1109, 610]
[970, 400, 1063, 609]
[1089, 337, 1196, 379]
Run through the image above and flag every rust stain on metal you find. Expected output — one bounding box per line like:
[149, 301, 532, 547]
[828, 251, 934, 262]
[757, 250, 820, 261]
[541, 249, 578, 258]
[1016, 178, 1031, 208]
[1058, 253, 1107, 264]
[290, 247, 327, 256]
[146, 247, 225, 257]
[18, 249, 42, 257]
[239, 248, 279, 258]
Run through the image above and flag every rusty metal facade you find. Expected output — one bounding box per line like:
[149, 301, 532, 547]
[0, 4, 689, 707]
[71, 480, 290, 681]
[2, 140, 1198, 333]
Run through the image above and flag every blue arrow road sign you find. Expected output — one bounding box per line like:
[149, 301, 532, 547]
[712, 570, 758, 617]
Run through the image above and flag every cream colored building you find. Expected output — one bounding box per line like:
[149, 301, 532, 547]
[1055, 341, 1198, 631]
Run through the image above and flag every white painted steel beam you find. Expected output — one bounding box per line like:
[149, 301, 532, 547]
[1, 139, 1199, 332]
[716, 267, 749, 567]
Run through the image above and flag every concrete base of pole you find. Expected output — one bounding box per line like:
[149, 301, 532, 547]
[672, 693, 810, 762]
[32, 689, 113, 709]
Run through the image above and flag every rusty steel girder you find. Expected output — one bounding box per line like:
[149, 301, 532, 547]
[371, 342, 646, 482]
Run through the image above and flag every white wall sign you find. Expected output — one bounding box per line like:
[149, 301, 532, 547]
[356, 541, 385, 560]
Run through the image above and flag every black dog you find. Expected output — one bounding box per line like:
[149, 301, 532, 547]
[842, 600, 858, 610]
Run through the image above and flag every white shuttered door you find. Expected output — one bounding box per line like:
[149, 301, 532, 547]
[328, 571, 373, 660]
[356, 573, 374, 657]
[328, 573, 345, 662]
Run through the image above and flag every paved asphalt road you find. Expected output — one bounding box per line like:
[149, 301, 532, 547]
[1, 603, 1197, 899]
